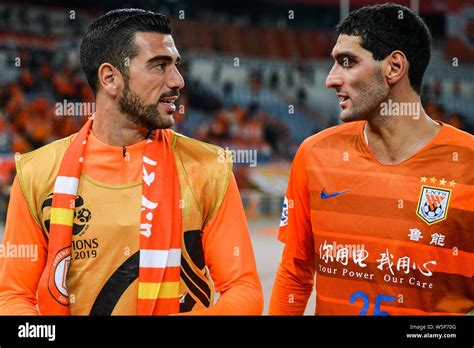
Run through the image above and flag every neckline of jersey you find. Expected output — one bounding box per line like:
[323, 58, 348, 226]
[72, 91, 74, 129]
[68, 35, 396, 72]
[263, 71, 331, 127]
[357, 120, 445, 167]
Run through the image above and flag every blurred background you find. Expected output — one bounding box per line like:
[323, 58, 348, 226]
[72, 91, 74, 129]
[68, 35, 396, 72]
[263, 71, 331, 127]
[0, 0, 473, 314]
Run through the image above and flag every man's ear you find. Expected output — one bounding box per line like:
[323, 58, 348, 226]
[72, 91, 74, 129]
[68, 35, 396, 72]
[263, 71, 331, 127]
[384, 50, 408, 86]
[97, 63, 124, 97]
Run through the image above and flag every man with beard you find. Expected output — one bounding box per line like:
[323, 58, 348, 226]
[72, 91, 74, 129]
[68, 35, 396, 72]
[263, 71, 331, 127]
[270, 4, 473, 315]
[0, 9, 263, 315]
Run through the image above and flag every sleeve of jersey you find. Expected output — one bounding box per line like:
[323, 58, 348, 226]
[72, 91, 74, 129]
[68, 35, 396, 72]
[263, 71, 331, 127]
[269, 142, 315, 315]
[181, 173, 264, 315]
[0, 177, 47, 315]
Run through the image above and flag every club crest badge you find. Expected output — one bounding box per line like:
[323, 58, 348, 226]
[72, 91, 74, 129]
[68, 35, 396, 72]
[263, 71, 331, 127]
[416, 186, 451, 225]
[48, 247, 71, 306]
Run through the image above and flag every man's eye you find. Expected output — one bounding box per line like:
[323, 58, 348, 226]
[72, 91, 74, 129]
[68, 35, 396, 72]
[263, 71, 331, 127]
[340, 58, 354, 67]
[155, 63, 165, 70]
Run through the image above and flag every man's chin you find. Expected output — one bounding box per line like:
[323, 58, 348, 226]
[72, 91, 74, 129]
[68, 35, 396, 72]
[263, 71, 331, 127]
[339, 110, 362, 123]
[121, 109, 173, 130]
[154, 115, 175, 129]
[160, 114, 175, 129]
[140, 114, 175, 130]
[160, 118, 175, 129]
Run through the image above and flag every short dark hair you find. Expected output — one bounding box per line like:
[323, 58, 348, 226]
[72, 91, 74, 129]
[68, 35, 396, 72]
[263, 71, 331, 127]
[80, 8, 172, 94]
[336, 3, 432, 94]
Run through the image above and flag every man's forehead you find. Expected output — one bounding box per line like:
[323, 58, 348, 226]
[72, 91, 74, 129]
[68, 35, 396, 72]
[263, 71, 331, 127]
[331, 34, 365, 57]
[133, 32, 179, 57]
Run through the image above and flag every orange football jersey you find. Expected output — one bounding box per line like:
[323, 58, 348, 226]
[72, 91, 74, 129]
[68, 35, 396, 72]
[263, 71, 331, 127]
[270, 121, 473, 315]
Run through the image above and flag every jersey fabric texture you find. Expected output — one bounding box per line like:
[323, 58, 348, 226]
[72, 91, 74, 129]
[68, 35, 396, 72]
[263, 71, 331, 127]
[0, 130, 263, 315]
[270, 121, 473, 315]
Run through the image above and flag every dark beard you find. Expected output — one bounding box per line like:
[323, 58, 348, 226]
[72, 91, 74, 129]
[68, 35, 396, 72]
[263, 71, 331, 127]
[118, 81, 174, 130]
[340, 65, 389, 123]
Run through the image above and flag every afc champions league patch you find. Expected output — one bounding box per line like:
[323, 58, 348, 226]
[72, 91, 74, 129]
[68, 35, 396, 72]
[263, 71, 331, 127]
[416, 186, 451, 225]
[280, 196, 289, 227]
[48, 247, 71, 306]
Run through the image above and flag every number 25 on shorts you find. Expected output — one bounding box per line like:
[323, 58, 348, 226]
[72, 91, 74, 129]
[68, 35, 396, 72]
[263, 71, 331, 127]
[349, 291, 395, 316]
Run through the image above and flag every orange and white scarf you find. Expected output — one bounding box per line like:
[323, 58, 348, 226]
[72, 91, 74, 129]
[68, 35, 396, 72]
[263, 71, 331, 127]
[37, 117, 182, 315]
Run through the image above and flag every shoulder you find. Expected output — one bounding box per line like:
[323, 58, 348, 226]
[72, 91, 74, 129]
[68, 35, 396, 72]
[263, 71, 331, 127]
[169, 131, 233, 224]
[14, 135, 74, 228]
[15, 135, 75, 189]
[296, 121, 362, 159]
[436, 123, 474, 150]
[171, 130, 230, 161]
[170, 130, 232, 169]
[17, 135, 74, 170]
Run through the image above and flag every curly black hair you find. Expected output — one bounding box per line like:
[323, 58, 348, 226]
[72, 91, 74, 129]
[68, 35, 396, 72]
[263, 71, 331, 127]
[337, 3, 432, 94]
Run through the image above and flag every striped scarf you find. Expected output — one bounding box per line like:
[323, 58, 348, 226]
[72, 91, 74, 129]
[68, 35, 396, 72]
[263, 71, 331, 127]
[37, 117, 182, 315]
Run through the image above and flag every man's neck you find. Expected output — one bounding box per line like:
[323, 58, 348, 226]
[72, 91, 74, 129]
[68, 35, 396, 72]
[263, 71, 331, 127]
[91, 107, 148, 147]
[364, 101, 441, 165]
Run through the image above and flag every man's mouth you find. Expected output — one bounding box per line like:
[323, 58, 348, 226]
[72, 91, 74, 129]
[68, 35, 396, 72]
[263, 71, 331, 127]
[159, 96, 178, 105]
[158, 96, 178, 113]
[336, 93, 350, 107]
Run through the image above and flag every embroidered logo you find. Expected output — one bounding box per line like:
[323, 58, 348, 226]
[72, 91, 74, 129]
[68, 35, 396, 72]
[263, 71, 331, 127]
[416, 186, 451, 225]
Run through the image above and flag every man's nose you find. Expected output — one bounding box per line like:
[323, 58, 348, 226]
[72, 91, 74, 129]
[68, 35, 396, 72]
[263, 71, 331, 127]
[167, 65, 185, 90]
[326, 65, 342, 89]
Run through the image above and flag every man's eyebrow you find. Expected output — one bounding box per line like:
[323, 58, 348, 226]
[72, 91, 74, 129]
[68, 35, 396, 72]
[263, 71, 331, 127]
[333, 51, 359, 61]
[146, 55, 181, 66]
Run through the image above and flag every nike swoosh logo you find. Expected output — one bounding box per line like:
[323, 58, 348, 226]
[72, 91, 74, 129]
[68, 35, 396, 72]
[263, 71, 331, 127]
[320, 188, 350, 199]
